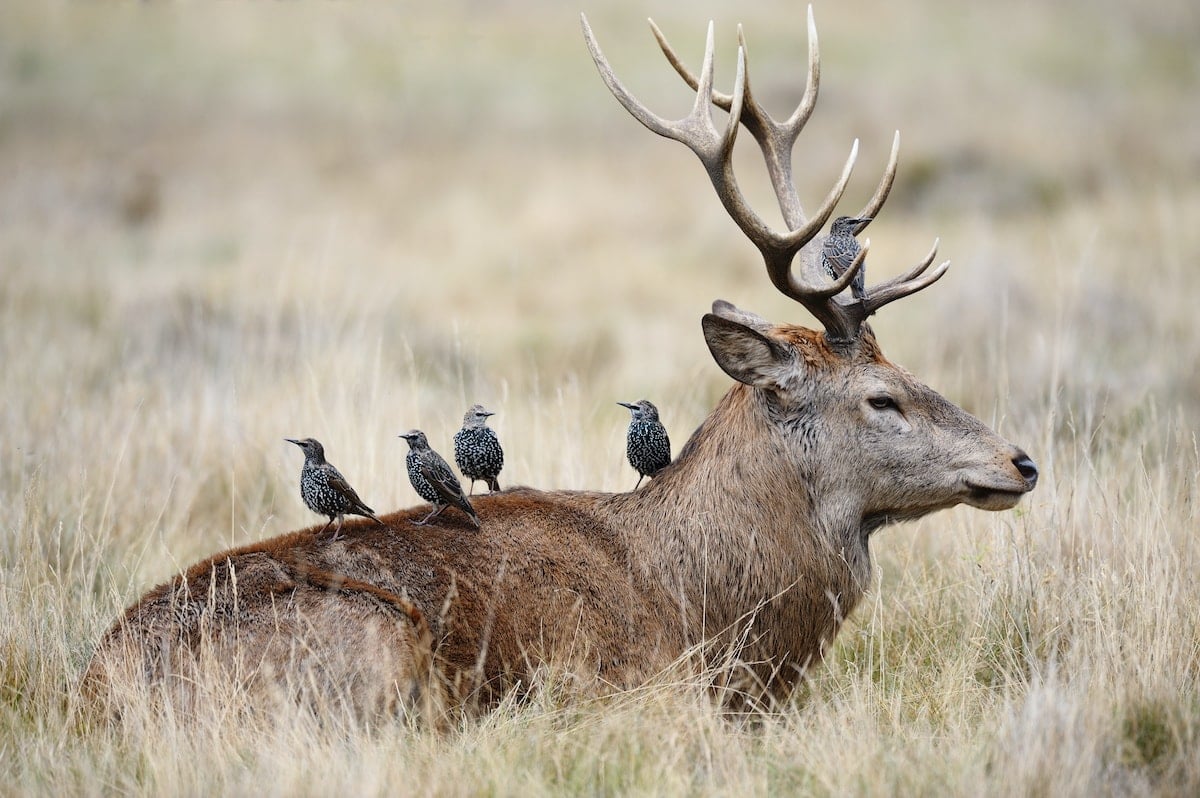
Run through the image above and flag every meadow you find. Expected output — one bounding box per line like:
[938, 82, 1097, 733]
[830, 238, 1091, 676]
[2, 0, 1198, 794]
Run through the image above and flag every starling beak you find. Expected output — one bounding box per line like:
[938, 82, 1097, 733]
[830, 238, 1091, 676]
[618, 399, 672, 490]
[454, 404, 505, 495]
[286, 437, 383, 540]
[399, 430, 481, 528]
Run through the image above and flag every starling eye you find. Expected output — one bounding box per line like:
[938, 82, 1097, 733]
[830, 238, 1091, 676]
[868, 396, 898, 411]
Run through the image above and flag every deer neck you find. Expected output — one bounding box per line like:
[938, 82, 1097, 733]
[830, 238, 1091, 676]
[605, 384, 873, 640]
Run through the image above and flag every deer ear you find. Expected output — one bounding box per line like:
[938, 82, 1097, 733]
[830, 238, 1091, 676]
[702, 313, 798, 389]
[710, 299, 773, 333]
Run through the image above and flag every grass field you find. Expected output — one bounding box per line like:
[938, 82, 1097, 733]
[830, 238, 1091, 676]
[2, 0, 1199, 794]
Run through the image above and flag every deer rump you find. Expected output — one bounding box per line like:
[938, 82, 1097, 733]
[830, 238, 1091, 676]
[81, 491, 699, 718]
[81, 11, 1039, 721]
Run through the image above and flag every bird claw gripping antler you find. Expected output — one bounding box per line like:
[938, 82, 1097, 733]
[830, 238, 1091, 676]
[581, 8, 949, 342]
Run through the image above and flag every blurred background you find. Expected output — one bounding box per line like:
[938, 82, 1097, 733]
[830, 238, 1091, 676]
[1, 0, 1197, 569]
[3, 4, 1200, 791]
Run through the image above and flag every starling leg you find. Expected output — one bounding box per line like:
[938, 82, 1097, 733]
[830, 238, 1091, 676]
[487, 477, 500, 493]
[317, 518, 333, 536]
[468, 481, 476, 496]
[328, 515, 344, 541]
[634, 475, 644, 490]
[414, 504, 446, 526]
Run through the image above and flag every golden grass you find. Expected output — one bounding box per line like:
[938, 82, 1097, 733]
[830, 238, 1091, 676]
[3, 0, 1199, 794]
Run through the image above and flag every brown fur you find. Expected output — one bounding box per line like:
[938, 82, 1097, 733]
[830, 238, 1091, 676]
[82, 317, 1036, 718]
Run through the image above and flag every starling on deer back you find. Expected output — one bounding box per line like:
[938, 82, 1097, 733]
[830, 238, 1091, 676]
[618, 399, 671, 489]
[454, 404, 504, 494]
[286, 437, 382, 540]
[399, 429, 480, 528]
[821, 215, 871, 301]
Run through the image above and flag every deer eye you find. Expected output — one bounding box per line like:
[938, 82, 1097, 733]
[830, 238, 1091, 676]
[868, 395, 898, 411]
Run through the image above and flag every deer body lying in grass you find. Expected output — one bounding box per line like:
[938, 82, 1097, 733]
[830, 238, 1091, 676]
[82, 10, 1038, 719]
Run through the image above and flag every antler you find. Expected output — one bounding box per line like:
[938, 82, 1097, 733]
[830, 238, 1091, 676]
[581, 8, 949, 342]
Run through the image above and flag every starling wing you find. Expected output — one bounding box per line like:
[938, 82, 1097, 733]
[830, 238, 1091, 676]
[420, 452, 480, 528]
[823, 235, 866, 300]
[326, 467, 382, 524]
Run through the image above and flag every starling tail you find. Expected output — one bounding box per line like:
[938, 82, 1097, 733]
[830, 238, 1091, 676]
[399, 430, 480, 528]
[618, 399, 671, 489]
[821, 216, 870, 301]
[453, 404, 505, 495]
[286, 437, 383, 540]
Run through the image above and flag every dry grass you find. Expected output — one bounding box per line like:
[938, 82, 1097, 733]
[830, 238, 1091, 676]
[2, 0, 1199, 794]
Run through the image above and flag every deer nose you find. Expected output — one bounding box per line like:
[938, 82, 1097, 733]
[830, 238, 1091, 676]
[1012, 451, 1039, 490]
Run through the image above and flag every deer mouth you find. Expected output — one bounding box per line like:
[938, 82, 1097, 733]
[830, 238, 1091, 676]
[963, 483, 1028, 511]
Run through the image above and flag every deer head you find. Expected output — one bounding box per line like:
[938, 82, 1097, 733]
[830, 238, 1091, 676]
[701, 303, 1038, 527]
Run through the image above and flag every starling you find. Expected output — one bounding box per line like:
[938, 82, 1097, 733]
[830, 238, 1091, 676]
[821, 216, 871, 301]
[398, 430, 480, 528]
[454, 404, 505, 495]
[286, 437, 382, 540]
[617, 399, 671, 489]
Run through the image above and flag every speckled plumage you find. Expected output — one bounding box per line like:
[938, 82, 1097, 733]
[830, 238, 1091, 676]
[454, 404, 504, 494]
[399, 429, 480, 528]
[618, 399, 671, 489]
[821, 216, 870, 301]
[286, 437, 382, 540]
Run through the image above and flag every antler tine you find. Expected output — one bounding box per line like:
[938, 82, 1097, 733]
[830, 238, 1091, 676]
[649, 20, 716, 98]
[806, 239, 949, 342]
[649, 10, 823, 231]
[853, 130, 900, 236]
[582, 16, 727, 164]
[583, 14, 787, 251]
[783, 6, 822, 134]
[763, 139, 857, 306]
[649, 18, 738, 115]
[649, 10, 821, 142]
[581, 14, 684, 141]
[860, 240, 949, 316]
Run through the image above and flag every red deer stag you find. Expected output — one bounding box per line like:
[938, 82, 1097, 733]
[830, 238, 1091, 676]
[82, 10, 1038, 719]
